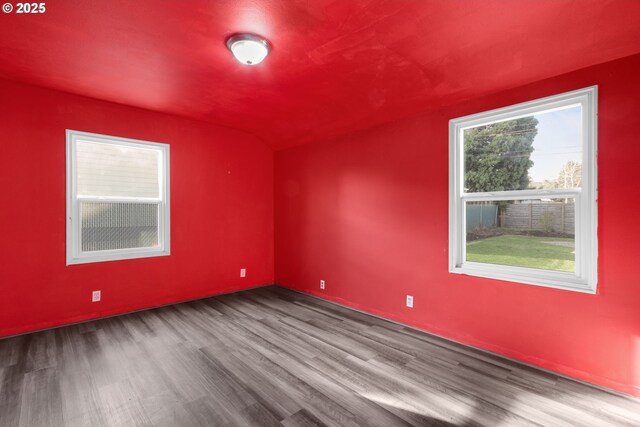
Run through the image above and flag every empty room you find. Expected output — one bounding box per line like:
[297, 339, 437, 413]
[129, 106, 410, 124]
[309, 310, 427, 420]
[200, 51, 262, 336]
[1, 1, 640, 426]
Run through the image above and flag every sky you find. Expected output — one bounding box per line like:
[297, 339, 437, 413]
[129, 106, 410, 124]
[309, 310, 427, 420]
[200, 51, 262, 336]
[529, 105, 582, 183]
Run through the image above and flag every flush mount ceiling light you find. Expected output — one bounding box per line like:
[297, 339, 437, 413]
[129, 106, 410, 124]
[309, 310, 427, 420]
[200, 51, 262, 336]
[226, 34, 271, 66]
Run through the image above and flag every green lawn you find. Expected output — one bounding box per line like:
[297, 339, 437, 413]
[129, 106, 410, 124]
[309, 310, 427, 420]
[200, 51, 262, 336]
[466, 234, 575, 272]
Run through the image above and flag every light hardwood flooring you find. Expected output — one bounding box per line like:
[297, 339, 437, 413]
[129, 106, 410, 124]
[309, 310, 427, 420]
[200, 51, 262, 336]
[1, 285, 639, 426]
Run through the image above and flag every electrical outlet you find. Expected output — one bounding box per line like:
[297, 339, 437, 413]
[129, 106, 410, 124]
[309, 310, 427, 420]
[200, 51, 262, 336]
[92, 290, 101, 302]
[320, 280, 325, 290]
[406, 295, 414, 308]
[240, 268, 246, 277]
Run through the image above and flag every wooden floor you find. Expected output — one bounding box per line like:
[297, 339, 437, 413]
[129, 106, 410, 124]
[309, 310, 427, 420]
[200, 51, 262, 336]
[1, 286, 639, 427]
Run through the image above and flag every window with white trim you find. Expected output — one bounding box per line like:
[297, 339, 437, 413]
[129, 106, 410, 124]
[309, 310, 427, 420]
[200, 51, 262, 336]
[66, 130, 170, 265]
[449, 87, 597, 293]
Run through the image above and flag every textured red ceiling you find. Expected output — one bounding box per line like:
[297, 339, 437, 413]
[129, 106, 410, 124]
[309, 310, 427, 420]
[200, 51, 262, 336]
[1, 0, 639, 149]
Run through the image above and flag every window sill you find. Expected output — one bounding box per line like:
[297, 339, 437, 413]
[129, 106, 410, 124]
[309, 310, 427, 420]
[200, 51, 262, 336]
[67, 248, 170, 265]
[450, 262, 596, 294]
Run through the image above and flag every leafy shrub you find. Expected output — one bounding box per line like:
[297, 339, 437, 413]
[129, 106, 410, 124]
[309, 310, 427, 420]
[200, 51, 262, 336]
[539, 211, 555, 233]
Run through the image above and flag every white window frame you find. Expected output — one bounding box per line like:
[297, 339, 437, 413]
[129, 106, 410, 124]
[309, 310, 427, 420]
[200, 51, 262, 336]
[449, 87, 597, 293]
[66, 130, 170, 265]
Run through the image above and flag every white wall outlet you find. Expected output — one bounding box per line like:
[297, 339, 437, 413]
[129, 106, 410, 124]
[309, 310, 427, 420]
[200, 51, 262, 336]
[406, 295, 414, 308]
[92, 290, 101, 302]
[320, 280, 325, 290]
[240, 268, 246, 278]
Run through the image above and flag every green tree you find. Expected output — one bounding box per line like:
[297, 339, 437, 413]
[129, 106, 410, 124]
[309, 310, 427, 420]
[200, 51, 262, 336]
[464, 117, 538, 192]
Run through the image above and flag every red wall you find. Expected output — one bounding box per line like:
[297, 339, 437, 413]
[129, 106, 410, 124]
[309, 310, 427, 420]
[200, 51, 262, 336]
[0, 79, 274, 337]
[275, 54, 640, 396]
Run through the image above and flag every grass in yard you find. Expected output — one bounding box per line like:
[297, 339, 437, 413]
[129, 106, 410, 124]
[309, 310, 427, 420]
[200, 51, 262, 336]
[466, 234, 575, 272]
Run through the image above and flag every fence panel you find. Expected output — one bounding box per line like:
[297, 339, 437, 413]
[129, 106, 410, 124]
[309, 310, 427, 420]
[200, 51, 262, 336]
[502, 202, 574, 233]
[466, 204, 498, 230]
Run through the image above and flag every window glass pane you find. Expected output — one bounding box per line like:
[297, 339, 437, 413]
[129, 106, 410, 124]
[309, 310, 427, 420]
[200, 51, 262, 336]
[81, 202, 159, 252]
[465, 199, 575, 272]
[76, 140, 161, 198]
[463, 105, 582, 193]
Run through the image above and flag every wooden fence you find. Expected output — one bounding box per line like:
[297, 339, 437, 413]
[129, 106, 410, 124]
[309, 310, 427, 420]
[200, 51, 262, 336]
[501, 202, 575, 233]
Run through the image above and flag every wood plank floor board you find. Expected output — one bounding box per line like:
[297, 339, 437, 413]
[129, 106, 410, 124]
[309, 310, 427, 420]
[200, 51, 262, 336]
[58, 364, 107, 427]
[200, 347, 302, 420]
[278, 316, 379, 361]
[95, 378, 152, 427]
[275, 355, 415, 427]
[365, 355, 535, 427]
[370, 351, 604, 427]
[1, 285, 639, 426]
[302, 359, 457, 427]
[18, 367, 63, 427]
[260, 318, 353, 362]
[360, 324, 632, 424]
[315, 321, 417, 366]
[228, 334, 415, 427]
[309, 352, 483, 426]
[402, 356, 589, 427]
[233, 317, 320, 362]
[549, 377, 640, 425]
[0, 336, 24, 369]
[405, 361, 566, 425]
[281, 409, 326, 427]
[224, 334, 363, 427]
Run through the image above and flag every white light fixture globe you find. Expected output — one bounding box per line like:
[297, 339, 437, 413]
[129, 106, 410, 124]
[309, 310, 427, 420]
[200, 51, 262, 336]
[227, 34, 270, 66]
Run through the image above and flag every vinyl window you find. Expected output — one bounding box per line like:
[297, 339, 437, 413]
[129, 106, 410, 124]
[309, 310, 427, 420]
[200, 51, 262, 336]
[449, 87, 597, 293]
[66, 130, 170, 265]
